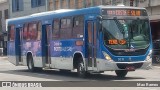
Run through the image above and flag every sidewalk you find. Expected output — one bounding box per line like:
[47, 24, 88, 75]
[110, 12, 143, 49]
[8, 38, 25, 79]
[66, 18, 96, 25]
[0, 56, 8, 60]
[152, 63, 160, 66]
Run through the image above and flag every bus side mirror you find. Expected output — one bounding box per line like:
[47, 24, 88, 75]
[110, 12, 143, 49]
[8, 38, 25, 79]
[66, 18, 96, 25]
[97, 16, 102, 32]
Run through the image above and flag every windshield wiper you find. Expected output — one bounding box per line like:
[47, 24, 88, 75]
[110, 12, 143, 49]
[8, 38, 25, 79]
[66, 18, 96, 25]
[113, 17, 124, 34]
[114, 18, 131, 49]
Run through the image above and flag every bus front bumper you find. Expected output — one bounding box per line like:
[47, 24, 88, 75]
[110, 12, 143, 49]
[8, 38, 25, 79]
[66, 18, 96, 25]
[95, 59, 152, 71]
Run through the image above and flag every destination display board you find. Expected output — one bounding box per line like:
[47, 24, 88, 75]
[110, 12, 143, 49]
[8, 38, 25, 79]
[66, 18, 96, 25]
[102, 9, 148, 16]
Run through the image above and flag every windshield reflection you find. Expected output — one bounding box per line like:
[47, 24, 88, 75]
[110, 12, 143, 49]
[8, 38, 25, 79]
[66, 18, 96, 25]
[102, 19, 150, 49]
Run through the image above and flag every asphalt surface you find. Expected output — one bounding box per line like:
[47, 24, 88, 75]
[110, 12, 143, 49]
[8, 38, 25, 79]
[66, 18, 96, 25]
[0, 56, 160, 90]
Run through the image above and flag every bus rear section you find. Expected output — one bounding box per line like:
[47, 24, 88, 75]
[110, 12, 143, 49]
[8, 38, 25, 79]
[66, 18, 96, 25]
[7, 24, 24, 66]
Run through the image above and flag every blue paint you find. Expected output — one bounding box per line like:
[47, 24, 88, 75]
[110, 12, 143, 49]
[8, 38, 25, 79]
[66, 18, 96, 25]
[7, 6, 152, 69]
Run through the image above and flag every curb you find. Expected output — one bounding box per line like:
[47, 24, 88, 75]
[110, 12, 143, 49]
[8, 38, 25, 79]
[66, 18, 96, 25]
[153, 66, 160, 69]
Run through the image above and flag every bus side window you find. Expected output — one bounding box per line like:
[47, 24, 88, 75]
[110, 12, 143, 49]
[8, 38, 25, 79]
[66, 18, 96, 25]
[73, 15, 84, 38]
[28, 22, 38, 40]
[8, 25, 15, 41]
[60, 17, 72, 39]
[53, 19, 60, 39]
[37, 21, 42, 40]
[23, 23, 28, 40]
[88, 22, 92, 43]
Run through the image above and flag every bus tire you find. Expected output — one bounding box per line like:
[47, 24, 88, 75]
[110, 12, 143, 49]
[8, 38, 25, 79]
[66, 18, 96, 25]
[77, 59, 87, 78]
[115, 70, 128, 78]
[27, 55, 42, 72]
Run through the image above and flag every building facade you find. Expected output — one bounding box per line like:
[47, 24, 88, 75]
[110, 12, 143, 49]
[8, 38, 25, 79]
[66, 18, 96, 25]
[47, 0, 141, 11]
[9, 0, 159, 21]
[0, 0, 9, 56]
[0, 0, 9, 33]
[9, 0, 47, 18]
[46, 0, 160, 20]
[47, 0, 119, 11]
[136, 0, 160, 41]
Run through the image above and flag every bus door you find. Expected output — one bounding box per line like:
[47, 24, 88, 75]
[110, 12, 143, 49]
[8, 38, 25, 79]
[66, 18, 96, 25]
[87, 21, 97, 70]
[42, 24, 51, 67]
[15, 27, 23, 65]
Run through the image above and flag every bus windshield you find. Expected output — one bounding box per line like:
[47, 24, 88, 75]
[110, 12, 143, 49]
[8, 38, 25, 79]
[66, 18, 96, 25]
[102, 19, 150, 50]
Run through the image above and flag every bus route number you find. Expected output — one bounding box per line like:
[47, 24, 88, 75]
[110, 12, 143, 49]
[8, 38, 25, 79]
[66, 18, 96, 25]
[108, 39, 118, 45]
[108, 39, 126, 45]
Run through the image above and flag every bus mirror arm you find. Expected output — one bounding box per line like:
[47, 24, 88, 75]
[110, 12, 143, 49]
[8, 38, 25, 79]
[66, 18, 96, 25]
[97, 16, 103, 32]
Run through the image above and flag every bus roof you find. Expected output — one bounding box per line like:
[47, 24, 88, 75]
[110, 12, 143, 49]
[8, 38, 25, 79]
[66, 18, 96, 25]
[7, 9, 75, 22]
[98, 5, 146, 10]
[7, 5, 146, 24]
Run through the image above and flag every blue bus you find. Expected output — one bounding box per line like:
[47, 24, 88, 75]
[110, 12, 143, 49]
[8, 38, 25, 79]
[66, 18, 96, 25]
[7, 6, 152, 78]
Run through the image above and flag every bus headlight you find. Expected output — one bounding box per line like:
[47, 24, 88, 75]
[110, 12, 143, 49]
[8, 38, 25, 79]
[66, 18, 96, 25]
[102, 51, 112, 61]
[146, 50, 152, 62]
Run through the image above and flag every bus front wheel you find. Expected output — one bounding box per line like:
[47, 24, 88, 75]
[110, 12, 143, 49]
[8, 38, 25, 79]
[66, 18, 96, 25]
[115, 70, 128, 77]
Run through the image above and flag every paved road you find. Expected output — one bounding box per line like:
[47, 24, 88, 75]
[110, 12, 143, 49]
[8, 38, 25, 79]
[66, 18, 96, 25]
[0, 57, 160, 90]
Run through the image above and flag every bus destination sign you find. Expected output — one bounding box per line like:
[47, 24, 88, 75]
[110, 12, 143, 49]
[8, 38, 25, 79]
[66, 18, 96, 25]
[102, 9, 147, 16]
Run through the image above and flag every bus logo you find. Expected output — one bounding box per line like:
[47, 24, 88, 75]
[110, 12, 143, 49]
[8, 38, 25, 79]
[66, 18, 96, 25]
[124, 49, 135, 52]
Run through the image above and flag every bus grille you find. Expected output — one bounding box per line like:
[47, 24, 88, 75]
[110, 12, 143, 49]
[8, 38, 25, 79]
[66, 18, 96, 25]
[116, 63, 143, 69]
[107, 47, 148, 56]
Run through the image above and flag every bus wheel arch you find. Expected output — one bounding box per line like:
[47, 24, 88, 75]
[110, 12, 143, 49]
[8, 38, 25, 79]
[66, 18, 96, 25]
[73, 53, 85, 69]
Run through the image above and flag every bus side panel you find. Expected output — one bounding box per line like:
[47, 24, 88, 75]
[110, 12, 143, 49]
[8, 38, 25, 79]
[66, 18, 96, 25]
[32, 41, 43, 67]
[22, 41, 43, 67]
[50, 40, 83, 70]
[7, 42, 17, 65]
[21, 41, 26, 66]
